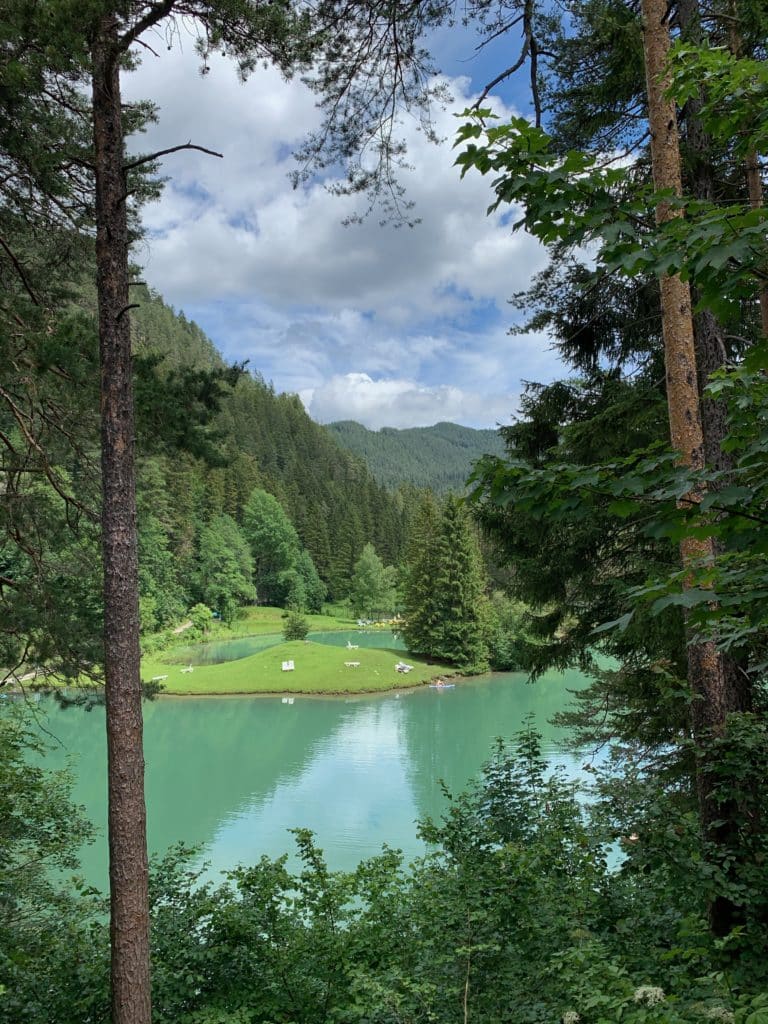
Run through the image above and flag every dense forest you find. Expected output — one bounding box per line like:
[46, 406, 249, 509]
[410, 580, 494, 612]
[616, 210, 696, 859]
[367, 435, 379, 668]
[327, 419, 506, 492]
[2, 1, 768, 1024]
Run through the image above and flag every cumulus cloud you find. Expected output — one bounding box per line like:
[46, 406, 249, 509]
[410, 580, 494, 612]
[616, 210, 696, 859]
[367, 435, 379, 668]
[124, 47, 546, 311]
[303, 373, 519, 431]
[123, 40, 564, 429]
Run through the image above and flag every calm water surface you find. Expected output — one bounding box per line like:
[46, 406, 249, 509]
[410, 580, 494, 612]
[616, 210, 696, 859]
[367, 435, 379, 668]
[31, 664, 588, 890]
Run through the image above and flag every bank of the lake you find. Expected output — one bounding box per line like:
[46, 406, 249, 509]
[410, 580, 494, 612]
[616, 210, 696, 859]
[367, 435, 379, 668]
[145, 639, 442, 695]
[142, 621, 446, 695]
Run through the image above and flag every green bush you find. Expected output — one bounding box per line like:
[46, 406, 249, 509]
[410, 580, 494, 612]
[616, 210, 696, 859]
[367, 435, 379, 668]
[283, 612, 309, 641]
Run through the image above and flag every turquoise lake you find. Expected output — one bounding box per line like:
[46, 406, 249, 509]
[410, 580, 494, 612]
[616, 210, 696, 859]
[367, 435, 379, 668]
[27, 654, 590, 890]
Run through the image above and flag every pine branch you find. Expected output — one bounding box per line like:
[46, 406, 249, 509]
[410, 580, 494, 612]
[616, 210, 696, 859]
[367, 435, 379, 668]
[124, 142, 223, 170]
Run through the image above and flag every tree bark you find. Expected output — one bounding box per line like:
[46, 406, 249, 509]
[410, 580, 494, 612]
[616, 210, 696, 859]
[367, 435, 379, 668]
[641, 0, 747, 937]
[743, 150, 768, 337]
[677, 0, 751, 716]
[677, 0, 731, 471]
[92, 14, 152, 1024]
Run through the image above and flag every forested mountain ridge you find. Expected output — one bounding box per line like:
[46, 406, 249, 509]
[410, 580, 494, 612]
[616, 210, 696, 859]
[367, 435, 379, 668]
[132, 287, 224, 370]
[327, 419, 506, 491]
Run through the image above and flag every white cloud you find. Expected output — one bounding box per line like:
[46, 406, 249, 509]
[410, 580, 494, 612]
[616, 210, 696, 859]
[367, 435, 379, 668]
[123, 39, 564, 429]
[126, 51, 546, 314]
[303, 372, 518, 431]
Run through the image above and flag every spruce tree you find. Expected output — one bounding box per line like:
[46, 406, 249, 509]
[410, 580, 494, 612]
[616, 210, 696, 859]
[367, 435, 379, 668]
[430, 496, 489, 670]
[402, 495, 489, 669]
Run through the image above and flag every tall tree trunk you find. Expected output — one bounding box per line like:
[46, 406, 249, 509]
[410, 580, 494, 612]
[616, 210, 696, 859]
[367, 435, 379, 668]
[92, 14, 153, 1024]
[743, 149, 768, 336]
[677, 0, 752, 714]
[677, 0, 731, 472]
[640, 0, 747, 937]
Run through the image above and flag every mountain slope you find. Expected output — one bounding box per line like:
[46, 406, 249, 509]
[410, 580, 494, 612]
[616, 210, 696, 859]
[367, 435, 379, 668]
[326, 420, 506, 492]
[130, 289, 412, 598]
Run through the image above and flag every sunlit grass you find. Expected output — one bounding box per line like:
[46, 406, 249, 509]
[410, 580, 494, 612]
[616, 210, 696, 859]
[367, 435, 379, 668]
[142, 639, 444, 695]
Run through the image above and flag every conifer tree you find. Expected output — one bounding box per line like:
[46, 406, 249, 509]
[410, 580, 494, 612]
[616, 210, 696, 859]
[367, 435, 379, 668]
[458, 0, 767, 940]
[640, 0, 753, 937]
[430, 496, 489, 669]
[1, 3, 456, 1019]
[403, 495, 489, 669]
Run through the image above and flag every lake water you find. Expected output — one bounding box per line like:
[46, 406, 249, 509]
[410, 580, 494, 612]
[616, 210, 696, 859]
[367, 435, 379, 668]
[28, 661, 589, 890]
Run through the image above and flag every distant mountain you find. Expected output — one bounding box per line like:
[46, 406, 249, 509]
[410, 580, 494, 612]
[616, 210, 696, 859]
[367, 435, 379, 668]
[326, 420, 506, 493]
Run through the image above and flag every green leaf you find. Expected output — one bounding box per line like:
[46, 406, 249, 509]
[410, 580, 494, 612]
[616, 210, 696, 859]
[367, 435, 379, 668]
[608, 498, 637, 518]
[651, 589, 713, 615]
[591, 611, 634, 634]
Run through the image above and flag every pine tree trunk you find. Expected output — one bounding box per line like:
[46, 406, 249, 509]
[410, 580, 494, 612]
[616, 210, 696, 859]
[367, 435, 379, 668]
[92, 14, 153, 1023]
[641, 0, 746, 937]
[677, 0, 752, 714]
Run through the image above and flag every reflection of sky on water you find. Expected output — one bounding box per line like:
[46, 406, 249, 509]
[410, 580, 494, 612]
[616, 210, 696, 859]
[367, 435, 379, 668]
[197, 679, 596, 881]
[201, 699, 423, 878]
[28, 667, 600, 889]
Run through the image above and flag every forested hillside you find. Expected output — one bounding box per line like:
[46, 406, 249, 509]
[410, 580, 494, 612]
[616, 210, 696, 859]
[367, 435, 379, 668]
[0, 275, 417, 679]
[327, 419, 505, 491]
[129, 289, 412, 606]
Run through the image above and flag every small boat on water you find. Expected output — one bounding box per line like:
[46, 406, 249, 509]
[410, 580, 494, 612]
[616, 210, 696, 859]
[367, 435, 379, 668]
[429, 681, 455, 690]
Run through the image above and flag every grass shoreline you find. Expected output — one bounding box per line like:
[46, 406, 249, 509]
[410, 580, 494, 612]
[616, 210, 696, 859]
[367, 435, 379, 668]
[156, 676, 452, 698]
[143, 637, 452, 696]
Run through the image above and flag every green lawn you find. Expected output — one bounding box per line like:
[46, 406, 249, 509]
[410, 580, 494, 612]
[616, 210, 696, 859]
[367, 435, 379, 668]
[142, 639, 445, 695]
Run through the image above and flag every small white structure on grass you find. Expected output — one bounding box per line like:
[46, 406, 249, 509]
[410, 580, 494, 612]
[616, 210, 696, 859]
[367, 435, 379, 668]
[281, 660, 295, 672]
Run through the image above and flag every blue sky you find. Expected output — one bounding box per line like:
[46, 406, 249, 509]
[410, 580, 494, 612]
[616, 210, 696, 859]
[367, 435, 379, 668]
[124, 17, 566, 430]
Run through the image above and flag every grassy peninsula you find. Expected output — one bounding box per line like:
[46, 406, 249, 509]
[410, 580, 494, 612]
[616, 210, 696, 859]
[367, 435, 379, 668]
[142, 640, 440, 695]
[140, 607, 444, 695]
